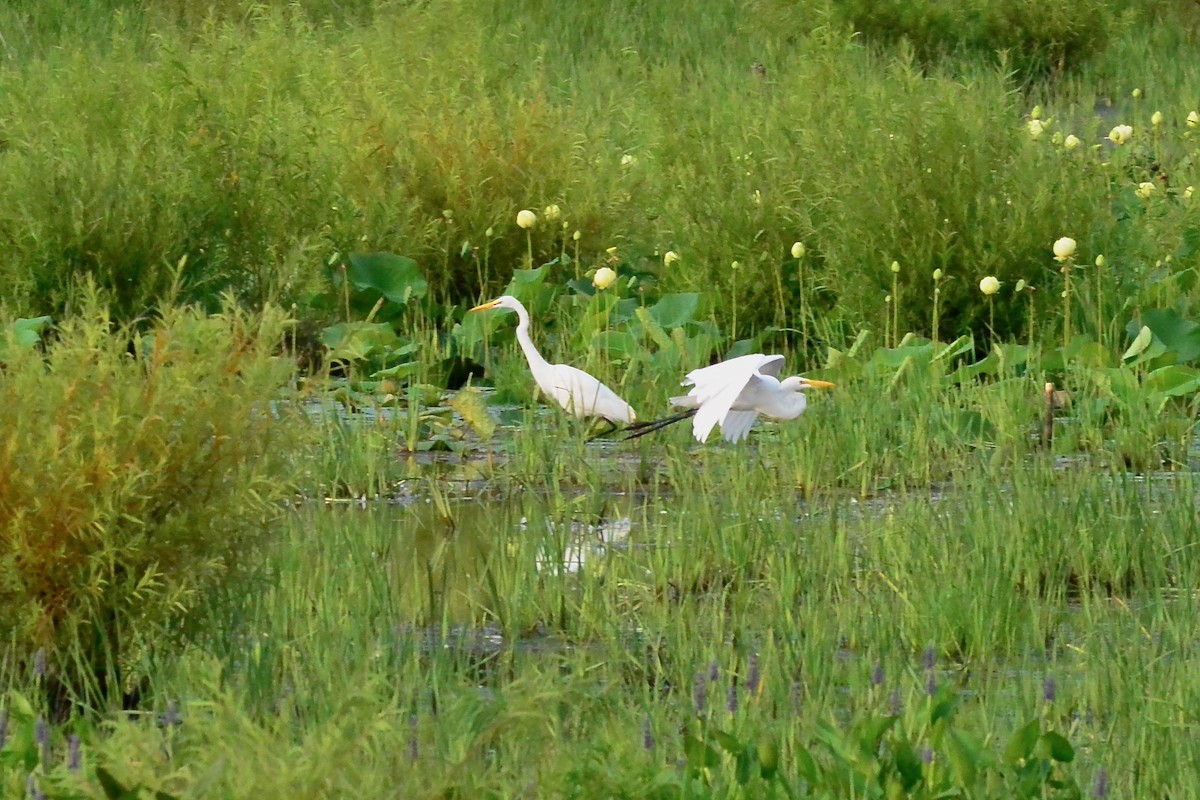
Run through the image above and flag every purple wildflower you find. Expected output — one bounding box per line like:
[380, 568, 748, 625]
[726, 682, 739, 715]
[68, 735, 81, 771]
[889, 689, 903, 716]
[1043, 675, 1057, 703]
[921, 746, 934, 764]
[642, 717, 654, 751]
[709, 660, 720, 684]
[33, 649, 46, 680]
[872, 663, 885, 688]
[1094, 768, 1108, 799]
[693, 671, 708, 716]
[746, 653, 761, 695]
[789, 681, 803, 714]
[922, 647, 936, 671]
[26, 773, 45, 800]
[35, 717, 49, 767]
[0, 708, 8, 749]
[162, 701, 181, 728]
[925, 670, 937, 697]
[407, 715, 418, 762]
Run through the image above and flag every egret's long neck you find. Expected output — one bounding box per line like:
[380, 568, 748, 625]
[511, 303, 552, 373]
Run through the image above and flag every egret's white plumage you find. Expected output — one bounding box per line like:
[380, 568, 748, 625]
[470, 295, 637, 424]
[629, 353, 834, 443]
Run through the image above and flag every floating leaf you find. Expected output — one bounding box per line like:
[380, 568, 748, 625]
[322, 321, 401, 362]
[449, 387, 496, 440]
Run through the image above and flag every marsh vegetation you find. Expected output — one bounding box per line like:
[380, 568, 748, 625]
[3, 0, 1200, 797]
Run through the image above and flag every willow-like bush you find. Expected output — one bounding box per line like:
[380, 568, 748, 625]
[0, 292, 297, 704]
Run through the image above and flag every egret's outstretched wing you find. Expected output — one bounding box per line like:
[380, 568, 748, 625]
[682, 353, 784, 391]
[719, 410, 760, 443]
[685, 354, 784, 442]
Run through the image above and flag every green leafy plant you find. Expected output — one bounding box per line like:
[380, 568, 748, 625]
[0, 289, 298, 705]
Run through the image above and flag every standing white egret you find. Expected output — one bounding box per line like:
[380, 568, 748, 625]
[626, 353, 834, 443]
[470, 295, 637, 425]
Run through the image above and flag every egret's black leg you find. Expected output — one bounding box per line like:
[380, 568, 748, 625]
[587, 418, 619, 441]
[622, 409, 697, 440]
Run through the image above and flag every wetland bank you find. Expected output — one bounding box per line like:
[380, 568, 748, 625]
[4, 0, 1200, 796]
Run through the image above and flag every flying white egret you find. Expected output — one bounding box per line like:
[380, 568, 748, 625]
[626, 353, 834, 443]
[470, 295, 637, 426]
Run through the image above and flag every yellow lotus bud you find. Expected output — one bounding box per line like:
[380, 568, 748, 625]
[1151, 110, 1164, 127]
[1051, 131, 1063, 145]
[1015, 279, 1027, 293]
[1063, 134, 1081, 150]
[1132, 88, 1142, 99]
[516, 209, 537, 229]
[979, 276, 1000, 295]
[1188, 111, 1200, 129]
[1027, 119, 1046, 140]
[663, 250, 680, 266]
[606, 246, 618, 257]
[731, 261, 741, 271]
[933, 268, 943, 281]
[572, 230, 582, 241]
[1030, 105, 1042, 120]
[1052, 237, 1077, 262]
[1107, 125, 1133, 145]
[791, 241, 805, 259]
[1186, 186, 1195, 199]
[1136, 181, 1156, 200]
[1094, 255, 1106, 267]
[442, 209, 454, 219]
[620, 154, 636, 167]
[485, 227, 494, 238]
[890, 260, 900, 273]
[543, 204, 561, 222]
[592, 266, 617, 290]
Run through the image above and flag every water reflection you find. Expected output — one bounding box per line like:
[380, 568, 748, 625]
[286, 495, 642, 622]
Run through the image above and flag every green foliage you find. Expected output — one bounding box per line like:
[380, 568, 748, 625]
[0, 316, 52, 362]
[1, 0, 1197, 348]
[832, 0, 1120, 80]
[0, 292, 297, 701]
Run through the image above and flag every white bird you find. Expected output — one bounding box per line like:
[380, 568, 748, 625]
[626, 353, 834, 443]
[470, 295, 637, 425]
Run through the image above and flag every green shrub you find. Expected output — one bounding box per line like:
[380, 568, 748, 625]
[0, 290, 297, 704]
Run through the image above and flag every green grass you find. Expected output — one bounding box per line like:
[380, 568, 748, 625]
[11, 451, 1197, 796]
